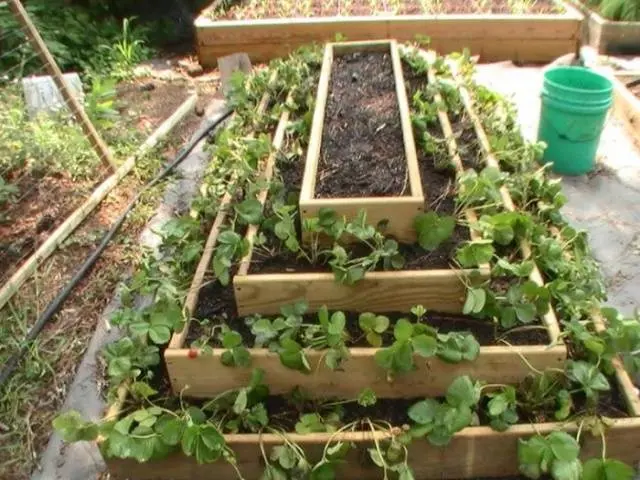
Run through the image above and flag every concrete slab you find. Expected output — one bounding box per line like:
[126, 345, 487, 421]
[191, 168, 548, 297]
[475, 63, 640, 316]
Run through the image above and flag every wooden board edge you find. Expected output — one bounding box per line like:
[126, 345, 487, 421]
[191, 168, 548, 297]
[299, 44, 332, 203]
[611, 74, 640, 148]
[391, 40, 424, 201]
[234, 266, 489, 283]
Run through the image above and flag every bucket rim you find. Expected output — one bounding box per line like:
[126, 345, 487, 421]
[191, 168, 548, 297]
[543, 66, 613, 96]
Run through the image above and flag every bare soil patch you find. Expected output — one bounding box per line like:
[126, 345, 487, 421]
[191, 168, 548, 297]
[316, 51, 407, 198]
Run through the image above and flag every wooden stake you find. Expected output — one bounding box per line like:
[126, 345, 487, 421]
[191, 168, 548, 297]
[0, 94, 198, 312]
[8, 0, 116, 170]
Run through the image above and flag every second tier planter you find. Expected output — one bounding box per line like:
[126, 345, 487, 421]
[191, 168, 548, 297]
[299, 40, 424, 245]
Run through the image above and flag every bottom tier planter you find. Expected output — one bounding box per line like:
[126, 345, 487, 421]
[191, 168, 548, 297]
[104, 416, 640, 480]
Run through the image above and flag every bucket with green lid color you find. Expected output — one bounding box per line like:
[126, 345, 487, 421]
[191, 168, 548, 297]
[537, 66, 613, 175]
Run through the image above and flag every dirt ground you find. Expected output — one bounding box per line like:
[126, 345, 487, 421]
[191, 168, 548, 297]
[0, 65, 220, 480]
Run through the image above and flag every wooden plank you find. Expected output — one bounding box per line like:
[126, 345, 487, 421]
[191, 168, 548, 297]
[449, 61, 562, 344]
[391, 40, 423, 201]
[198, 38, 578, 67]
[299, 196, 424, 244]
[233, 268, 489, 316]
[299, 44, 332, 204]
[196, 16, 579, 46]
[106, 417, 640, 479]
[166, 344, 566, 399]
[612, 73, 640, 148]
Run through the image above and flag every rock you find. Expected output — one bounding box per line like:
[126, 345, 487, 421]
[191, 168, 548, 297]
[138, 82, 156, 92]
[178, 59, 204, 77]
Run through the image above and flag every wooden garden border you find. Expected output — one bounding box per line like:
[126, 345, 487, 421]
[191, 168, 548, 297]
[611, 71, 640, 148]
[194, 1, 583, 67]
[164, 48, 567, 400]
[104, 363, 640, 479]
[299, 40, 424, 244]
[567, 0, 640, 55]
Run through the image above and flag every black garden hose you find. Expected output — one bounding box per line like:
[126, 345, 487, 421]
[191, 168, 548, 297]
[0, 107, 233, 389]
[626, 78, 640, 89]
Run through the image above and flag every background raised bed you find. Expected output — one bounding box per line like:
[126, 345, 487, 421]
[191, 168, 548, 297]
[195, 1, 583, 66]
[568, 0, 640, 54]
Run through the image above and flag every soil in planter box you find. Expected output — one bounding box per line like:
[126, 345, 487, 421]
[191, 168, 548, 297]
[187, 281, 550, 348]
[212, 0, 560, 20]
[315, 51, 408, 199]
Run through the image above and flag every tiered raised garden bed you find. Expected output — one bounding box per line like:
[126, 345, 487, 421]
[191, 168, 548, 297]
[165, 41, 566, 402]
[58, 44, 640, 480]
[568, 0, 640, 54]
[195, 0, 583, 66]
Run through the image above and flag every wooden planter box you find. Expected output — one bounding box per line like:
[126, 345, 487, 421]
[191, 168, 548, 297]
[611, 71, 640, 147]
[104, 365, 640, 479]
[195, 2, 583, 67]
[569, 1, 640, 54]
[299, 40, 424, 244]
[165, 46, 569, 400]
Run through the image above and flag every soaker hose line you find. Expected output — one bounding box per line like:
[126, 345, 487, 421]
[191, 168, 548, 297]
[0, 107, 233, 389]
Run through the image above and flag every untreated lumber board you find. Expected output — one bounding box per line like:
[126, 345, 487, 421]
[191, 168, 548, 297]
[233, 269, 486, 316]
[105, 415, 640, 479]
[195, 7, 583, 66]
[611, 73, 640, 148]
[166, 344, 566, 399]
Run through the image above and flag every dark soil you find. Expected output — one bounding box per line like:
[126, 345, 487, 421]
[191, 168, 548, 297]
[188, 280, 550, 348]
[212, 0, 561, 19]
[316, 51, 407, 198]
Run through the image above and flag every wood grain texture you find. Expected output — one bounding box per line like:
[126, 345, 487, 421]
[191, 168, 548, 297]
[299, 196, 424, 244]
[299, 41, 424, 243]
[105, 416, 640, 479]
[166, 344, 566, 398]
[299, 44, 332, 203]
[612, 73, 640, 149]
[391, 40, 423, 201]
[198, 39, 578, 67]
[449, 61, 563, 344]
[195, 11, 581, 66]
[233, 268, 489, 316]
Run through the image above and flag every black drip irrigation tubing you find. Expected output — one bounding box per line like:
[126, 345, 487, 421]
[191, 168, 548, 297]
[626, 78, 640, 89]
[0, 107, 233, 389]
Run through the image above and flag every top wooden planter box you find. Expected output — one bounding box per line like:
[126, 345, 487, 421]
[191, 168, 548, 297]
[568, 0, 640, 54]
[195, 1, 583, 66]
[299, 40, 423, 244]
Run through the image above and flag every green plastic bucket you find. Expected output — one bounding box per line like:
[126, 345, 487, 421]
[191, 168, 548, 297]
[537, 66, 613, 175]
